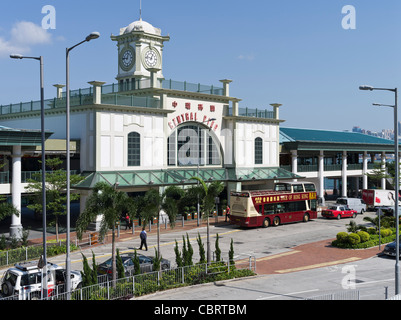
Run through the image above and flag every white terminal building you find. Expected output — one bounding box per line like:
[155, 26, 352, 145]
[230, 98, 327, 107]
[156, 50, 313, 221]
[0, 19, 299, 237]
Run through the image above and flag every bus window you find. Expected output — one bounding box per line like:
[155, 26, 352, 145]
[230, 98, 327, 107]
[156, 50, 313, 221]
[293, 184, 304, 192]
[310, 199, 317, 211]
[264, 203, 275, 215]
[304, 183, 316, 191]
[276, 203, 285, 213]
[274, 183, 291, 192]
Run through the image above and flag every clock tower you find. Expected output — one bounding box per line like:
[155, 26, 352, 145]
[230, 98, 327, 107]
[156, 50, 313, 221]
[111, 18, 170, 90]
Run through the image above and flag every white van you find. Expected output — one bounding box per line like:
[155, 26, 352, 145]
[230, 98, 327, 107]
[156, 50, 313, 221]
[336, 197, 367, 214]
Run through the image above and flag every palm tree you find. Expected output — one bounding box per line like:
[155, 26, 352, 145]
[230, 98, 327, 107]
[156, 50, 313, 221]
[76, 182, 134, 282]
[142, 186, 182, 254]
[190, 177, 224, 263]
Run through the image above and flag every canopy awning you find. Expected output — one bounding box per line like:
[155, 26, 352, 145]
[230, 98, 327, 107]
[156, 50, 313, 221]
[73, 167, 301, 190]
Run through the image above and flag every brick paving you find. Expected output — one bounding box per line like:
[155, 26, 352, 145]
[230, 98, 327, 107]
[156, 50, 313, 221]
[255, 239, 383, 275]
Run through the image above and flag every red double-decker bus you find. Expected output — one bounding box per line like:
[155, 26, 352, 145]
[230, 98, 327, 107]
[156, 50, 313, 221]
[230, 182, 318, 228]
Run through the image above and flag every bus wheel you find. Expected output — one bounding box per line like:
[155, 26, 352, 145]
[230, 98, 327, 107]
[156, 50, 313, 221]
[262, 218, 270, 228]
[273, 217, 280, 226]
[303, 213, 310, 222]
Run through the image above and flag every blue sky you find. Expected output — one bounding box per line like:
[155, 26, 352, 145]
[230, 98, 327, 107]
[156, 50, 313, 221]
[0, 0, 400, 132]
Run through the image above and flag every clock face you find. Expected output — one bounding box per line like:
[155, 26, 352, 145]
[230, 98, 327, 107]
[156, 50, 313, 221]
[119, 46, 135, 71]
[143, 48, 160, 69]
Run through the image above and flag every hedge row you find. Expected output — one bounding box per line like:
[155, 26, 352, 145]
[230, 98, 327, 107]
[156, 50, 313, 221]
[332, 229, 396, 249]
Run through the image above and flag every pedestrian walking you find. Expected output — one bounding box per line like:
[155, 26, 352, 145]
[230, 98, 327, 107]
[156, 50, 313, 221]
[225, 205, 230, 222]
[139, 227, 148, 251]
[125, 214, 131, 230]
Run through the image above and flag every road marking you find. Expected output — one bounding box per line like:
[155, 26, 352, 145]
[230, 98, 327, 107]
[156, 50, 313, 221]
[256, 250, 301, 261]
[275, 257, 361, 273]
[257, 289, 319, 300]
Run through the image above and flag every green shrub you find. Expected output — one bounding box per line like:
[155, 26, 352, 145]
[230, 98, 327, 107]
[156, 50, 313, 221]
[367, 227, 376, 235]
[336, 232, 349, 243]
[357, 231, 370, 243]
[380, 229, 391, 237]
[347, 233, 360, 245]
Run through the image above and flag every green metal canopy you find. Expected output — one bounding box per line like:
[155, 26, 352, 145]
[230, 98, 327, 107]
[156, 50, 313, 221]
[0, 125, 52, 146]
[73, 167, 301, 189]
[280, 127, 397, 152]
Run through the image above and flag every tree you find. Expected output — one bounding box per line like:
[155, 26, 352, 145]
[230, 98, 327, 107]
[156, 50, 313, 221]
[131, 249, 141, 276]
[174, 240, 183, 268]
[81, 252, 97, 287]
[25, 158, 84, 241]
[229, 238, 235, 267]
[76, 182, 135, 283]
[190, 177, 224, 263]
[215, 233, 221, 262]
[153, 248, 161, 272]
[116, 248, 125, 279]
[196, 232, 206, 264]
[91, 251, 98, 285]
[186, 233, 193, 266]
[0, 164, 19, 225]
[142, 186, 182, 255]
[0, 201, 19, 223]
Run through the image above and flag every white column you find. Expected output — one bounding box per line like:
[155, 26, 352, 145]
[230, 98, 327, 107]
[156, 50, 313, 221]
[219, 79, 232, 97]
[362, 151, 368, 190]
[381, 152, 386, 189]
[10, 145, 22, 239]
[342, 150, 347, 197]
[291, 150, 298, 182]
[88, 81, 106, 104]
[318, 150, 325, 205]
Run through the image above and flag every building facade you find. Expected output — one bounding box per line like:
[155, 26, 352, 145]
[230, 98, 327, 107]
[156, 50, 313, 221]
[0, 18, 295, 234]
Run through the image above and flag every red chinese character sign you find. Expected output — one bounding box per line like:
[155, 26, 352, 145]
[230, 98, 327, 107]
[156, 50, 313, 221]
[167, 99, 220, 132]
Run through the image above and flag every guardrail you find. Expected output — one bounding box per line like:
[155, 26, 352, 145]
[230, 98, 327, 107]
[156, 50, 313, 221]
[1, 257, 255, 301]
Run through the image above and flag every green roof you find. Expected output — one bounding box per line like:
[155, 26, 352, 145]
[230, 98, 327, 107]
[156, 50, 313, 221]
[280, 127, 396, 152]
[73, 167, 301, 189]
[0, 126, 52, 146]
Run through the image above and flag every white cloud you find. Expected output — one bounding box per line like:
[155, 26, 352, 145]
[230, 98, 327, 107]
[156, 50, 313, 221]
[0, 21, 52, 58]
[238, 54, 255, 61]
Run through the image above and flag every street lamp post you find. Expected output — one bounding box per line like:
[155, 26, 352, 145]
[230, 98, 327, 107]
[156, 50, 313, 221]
[195, 118, 216, 262]
[65, 32, 100, 298]
[10, 54, 47, 298]
[359, 85, 399, 295]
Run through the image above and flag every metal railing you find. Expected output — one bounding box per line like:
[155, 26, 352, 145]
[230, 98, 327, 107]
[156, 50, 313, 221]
[1, 257, 255, 301]
[305, 290, 361, 300]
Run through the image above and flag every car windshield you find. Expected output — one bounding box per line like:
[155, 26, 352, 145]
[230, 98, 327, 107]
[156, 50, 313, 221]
[328, 206, 339, 210]
[138, 256, 152, 264]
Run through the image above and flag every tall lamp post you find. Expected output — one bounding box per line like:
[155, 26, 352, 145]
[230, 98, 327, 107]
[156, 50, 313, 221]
[65, 32, 100, 297]
[196, 118, 217, 228]
[10, 54, 48, 297]
[359, 85, 399, 295]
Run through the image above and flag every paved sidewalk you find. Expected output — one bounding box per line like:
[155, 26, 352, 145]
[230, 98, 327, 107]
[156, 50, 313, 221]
[254, 239, 383, 274]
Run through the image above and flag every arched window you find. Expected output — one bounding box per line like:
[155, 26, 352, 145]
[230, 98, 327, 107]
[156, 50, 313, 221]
[128, 132, 140, 166]
[167, 125, 221, 167]
[255, 137, 263, 164]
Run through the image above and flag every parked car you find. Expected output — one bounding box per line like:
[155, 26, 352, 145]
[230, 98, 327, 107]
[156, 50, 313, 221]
[0, 260, 82, 300]
[321, 205, 357, 219]
[383, 240, 401, 258]
[97, 253, 171, 278]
